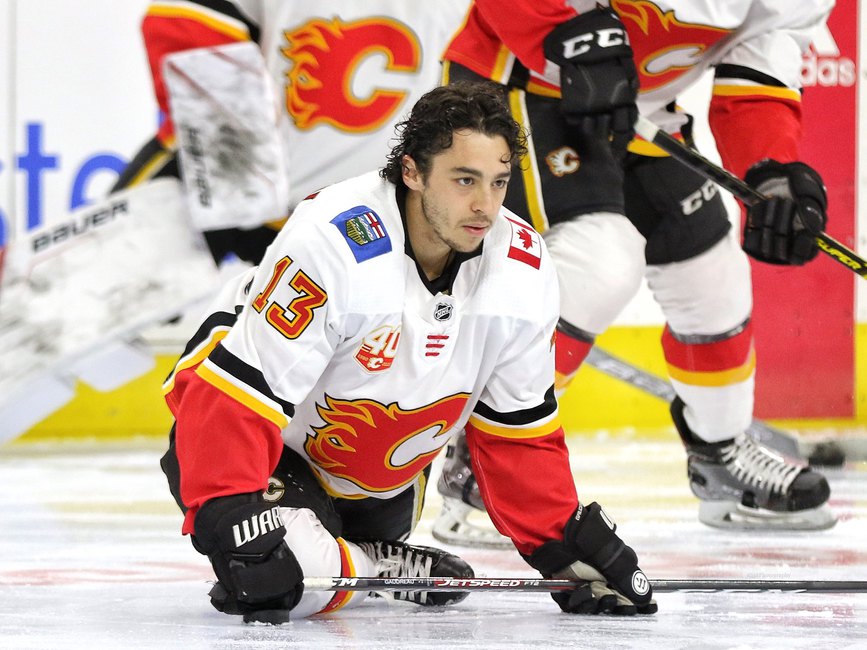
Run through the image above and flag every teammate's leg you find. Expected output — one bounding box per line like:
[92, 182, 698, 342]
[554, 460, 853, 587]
[436, 64, 646, 546]
[631, 153, 833, 530]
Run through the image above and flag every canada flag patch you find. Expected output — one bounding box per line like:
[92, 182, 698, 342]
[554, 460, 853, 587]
[505, 216, 542, 269]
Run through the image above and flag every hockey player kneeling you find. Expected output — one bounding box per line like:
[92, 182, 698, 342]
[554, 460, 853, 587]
[160, 83, 655, 622]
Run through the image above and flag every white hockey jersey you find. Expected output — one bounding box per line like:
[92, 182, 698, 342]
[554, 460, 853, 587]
[165, 171, 578, 554]
[446, 0, 833, 115]
[144, 0, 472, 209]
[444, 0, 834, 173]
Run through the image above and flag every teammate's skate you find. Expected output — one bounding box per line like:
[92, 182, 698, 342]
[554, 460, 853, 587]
[355, 540, 474, 606]
[432, 435, 512, 549]
[671, 397, 836, 530]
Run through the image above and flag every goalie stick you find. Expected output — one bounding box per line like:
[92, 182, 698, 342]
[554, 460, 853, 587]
[633, 115, 867, 279]
[584, 346, 804, 460]
[302, 576, 867, 594]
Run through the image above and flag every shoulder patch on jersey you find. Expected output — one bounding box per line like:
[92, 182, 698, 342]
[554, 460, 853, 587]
[331, 205, 392, 263]
[505, 215, 542, 269]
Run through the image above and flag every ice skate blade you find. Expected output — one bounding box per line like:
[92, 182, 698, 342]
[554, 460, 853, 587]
[698, 500, 838, 531]
[431, 499, 512, 549]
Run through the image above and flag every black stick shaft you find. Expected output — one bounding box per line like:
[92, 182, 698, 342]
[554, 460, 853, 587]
[305, 576, 867, 593]
[653, 579, 867, 593]
[634, 116, 867, 279]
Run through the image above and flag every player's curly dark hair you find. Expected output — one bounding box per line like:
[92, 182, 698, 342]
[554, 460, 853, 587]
[380, 81, 527, 186]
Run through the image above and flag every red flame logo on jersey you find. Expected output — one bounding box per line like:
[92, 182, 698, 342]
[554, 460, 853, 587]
[612, 0, 732, 91]
[282, 17, 421, 132]
[305, 393, 470, 492]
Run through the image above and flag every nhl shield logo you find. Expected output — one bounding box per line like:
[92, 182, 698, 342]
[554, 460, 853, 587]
[433, 301, 453, 322]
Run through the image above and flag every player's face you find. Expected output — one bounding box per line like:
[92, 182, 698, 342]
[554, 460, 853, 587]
[405, 129, 512, 256]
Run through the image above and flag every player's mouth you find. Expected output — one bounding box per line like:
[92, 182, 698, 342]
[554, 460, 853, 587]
[462, 222, 490, 237]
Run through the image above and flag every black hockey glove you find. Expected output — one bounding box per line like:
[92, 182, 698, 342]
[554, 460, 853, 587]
[525, 502, 656, 615]
[543, 8, 639, 153]
[193, 493, 304, 624]
[742, 159, 828, 265]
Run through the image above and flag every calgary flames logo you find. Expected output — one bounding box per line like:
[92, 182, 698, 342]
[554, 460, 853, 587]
[612, 0, 732, 91]
[305, 393, 470, 492]
[546, 146, 580, 177]
[282, 17, 421, 132]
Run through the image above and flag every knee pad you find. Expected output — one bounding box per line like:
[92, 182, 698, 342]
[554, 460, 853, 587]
[545, 213, 647, 334]
[645, 233, 751, 335]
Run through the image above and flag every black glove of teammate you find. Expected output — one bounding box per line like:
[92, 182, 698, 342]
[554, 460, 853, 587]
[742, 159, 828, 265]
[193, 493, 304, 624]
[525, 502, 656, 615]
[543, 8, 639, 153]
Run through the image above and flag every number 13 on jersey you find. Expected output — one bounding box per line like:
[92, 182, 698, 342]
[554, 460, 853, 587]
[252, 256, 328, 339]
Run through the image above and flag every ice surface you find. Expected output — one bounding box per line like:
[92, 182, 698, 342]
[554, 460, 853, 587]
[1, 432, 865, 649]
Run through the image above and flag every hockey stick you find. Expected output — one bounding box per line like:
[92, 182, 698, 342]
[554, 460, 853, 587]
[653, 579, 867, 593]
[633, 115, 867, 279]
[303, 576, 867, 594]
[584, 346, 804, 460]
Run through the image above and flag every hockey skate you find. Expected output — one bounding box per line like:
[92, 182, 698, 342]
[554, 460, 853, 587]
[355, 540, 474, 606]
[432, 436, 512, 549]
[671, 398, 836, 531]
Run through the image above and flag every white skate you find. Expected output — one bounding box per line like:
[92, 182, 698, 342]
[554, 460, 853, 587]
[355, 540, 474, 606]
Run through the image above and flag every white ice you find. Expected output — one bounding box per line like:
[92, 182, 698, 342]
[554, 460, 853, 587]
[1, 432, 865, 649]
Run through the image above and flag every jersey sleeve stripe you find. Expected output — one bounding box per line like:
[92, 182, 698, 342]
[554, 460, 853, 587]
[473, 385, 557, 426]
[162, 327, 230, 394]
[467, 413, 560, 439]
[195, 361, 289, 430]
[146, 2, 252, 41]
[712, 84, 801, 102]
[714, 63, 790, 87]
[207, 343, 296, 417]
[713, 63, 802, 102]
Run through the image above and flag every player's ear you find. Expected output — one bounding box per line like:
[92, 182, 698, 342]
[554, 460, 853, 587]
[402, 155, 423, 190]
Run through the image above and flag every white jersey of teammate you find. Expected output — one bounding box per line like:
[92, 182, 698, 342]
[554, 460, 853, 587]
[445, 0, 833, 135]
[152, 0, 472, 209]
[166, 170, 561, 511]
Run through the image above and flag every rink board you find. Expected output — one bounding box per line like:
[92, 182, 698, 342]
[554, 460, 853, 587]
[16, 323, 867, 442]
